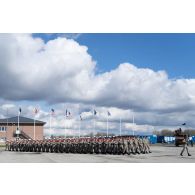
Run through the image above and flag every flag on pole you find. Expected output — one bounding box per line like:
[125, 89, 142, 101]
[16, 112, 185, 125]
[18, 107, 22, 115]
[107, 111, 111, 116]
[51, 108, 55, 116]
[34, 108, 39, 115]
[65, 109, 71, 119]
[66, 109, 71, 118]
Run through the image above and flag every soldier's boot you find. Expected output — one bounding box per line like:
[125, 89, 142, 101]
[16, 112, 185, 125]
[132, 149, 136, 155]
[60, 148, 64, 153]
[142, 148, 146, 154]
[90, 149, 93, 154]
[94, 149, 98, 154]
[136, 149, 141, 154]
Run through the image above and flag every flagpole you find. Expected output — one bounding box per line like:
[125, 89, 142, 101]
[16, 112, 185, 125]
[107, 115, 108, 137]
[64, 105, 66, 139]
[49, 113, 51, 138]
[18, 112, 19, 130]
[120, 117, 122, 136]
[78, 106, 80, 138]
[94, 116, 96, 137]
[79, 118, 81, 138]
[93, 108, 97, 137]
[17, 111, 19, 139]
[34, 115, 35, 140]
[72, 124, 75, 139]
[65, 116, 66, 139]
[132, 109, 135, 136]
[6, 108, 8, 141]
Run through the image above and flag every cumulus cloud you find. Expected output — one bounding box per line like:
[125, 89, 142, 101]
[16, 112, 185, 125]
[0, 34, 97, 102]
[1, 34, 195, 130]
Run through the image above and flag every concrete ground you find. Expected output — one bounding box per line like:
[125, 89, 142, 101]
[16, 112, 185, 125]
[0, 144, 195, 163]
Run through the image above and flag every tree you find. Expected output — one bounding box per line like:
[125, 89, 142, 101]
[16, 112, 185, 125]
[152, 130, 161, 136]
[153, 129, 174, 136]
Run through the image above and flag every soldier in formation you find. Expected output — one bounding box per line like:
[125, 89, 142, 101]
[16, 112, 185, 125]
[5, 136, 152, 155]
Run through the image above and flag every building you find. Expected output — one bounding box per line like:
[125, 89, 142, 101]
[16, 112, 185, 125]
[0, 116, 46, 141]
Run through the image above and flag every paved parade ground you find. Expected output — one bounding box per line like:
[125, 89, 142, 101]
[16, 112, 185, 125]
[0, 144, 195, 163]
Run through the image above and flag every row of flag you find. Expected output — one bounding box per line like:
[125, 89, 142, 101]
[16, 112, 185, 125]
[81, 110, 110, 120]
[93, 110, 111, 116]
[51, 108, 111, 120]
[51, 108, 71, 117]
[16, 107, 188, 128]
[18, 107, 39, 115]
[17, 107, 111, 120]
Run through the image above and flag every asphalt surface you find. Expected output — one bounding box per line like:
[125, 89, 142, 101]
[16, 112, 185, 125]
[0, 144, 195, 163]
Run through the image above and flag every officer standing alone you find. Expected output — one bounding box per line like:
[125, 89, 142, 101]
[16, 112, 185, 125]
[180, 134, 191, 156]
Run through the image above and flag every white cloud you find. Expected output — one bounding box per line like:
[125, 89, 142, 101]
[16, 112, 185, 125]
[1, 34, 195, 130]
[0, 34, 96, 102]
[1, 104, 15, 110]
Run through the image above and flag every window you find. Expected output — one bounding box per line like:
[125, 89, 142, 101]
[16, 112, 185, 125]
[0, 137, 6, 142]
[0, 126, 7, 131]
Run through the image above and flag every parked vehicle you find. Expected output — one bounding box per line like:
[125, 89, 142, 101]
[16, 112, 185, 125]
[174, 128, 186, 146]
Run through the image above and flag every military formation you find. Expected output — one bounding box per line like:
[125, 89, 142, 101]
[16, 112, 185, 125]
[5, 136, 151, 155]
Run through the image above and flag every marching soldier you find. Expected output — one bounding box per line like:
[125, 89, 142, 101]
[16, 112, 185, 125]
[122, 138, 129, 155]
[133, 137, 141, 154]
[143, 137, 151, 153]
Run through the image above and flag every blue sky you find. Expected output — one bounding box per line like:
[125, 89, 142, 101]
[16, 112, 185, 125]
[78, 33, 195, 78]
[34, 33, 195, 78]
